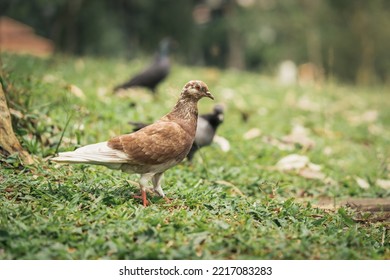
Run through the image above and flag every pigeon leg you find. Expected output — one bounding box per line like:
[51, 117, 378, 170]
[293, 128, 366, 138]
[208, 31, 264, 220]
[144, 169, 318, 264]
[133, 190, 149, 207]
[133, 174, 153, 206]
[186, 145, 197, 162]
[152, 172, 165, 197]
[152, 172, 171, 203]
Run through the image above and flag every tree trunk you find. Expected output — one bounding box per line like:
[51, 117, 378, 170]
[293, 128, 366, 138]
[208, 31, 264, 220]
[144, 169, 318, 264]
[0, 84, 34, 165]
[351, 3, 376, 85]
[225, 0, 245, 70]
[227, 29, 245, 70]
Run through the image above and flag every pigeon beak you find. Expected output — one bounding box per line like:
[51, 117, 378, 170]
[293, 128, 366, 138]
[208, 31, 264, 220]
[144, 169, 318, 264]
[205, 91, 214, 100]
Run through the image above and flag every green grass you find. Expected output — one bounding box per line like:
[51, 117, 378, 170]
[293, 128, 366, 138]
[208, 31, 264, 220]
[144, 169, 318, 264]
[0, 53, 389, 259]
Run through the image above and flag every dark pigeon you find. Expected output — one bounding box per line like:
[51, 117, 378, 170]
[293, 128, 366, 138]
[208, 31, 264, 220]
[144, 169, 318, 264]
[114, 39, 171, 94]
[187, 104, 224, 161]
[129, 104, 224, 161]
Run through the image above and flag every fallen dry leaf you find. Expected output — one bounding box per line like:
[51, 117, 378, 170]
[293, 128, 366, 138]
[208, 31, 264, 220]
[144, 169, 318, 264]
[313, 127, 342, 139]
[263, 124, 315, 151]
[298, 168, 326, 180]
[282, 124, 315, 150]
[243, 128, 262, 140]
[42, 74, 61, 84]
[347, 110, 378, 125]
[213, 135, 230, 152]
[97, 87, 111, 104]
[262, 135, 294, 151]
[323, 146, 333, 156]
[296, 95, 321, 112]
[368, 124, 384, 135]
[276, 154, 311, 171]
[97, 87, 108, 97]
[356, 177, 370, 189]
[60, 137, 78, 146]
[67, 247, 77, 253]
[68, 84, 86, 100]
[376, 179, 390, 190]
[275, 154, 333, 183]
[72, 123, 85, 132]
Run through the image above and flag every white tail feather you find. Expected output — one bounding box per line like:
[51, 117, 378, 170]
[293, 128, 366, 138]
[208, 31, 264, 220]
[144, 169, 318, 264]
[51, 142, 129, 169]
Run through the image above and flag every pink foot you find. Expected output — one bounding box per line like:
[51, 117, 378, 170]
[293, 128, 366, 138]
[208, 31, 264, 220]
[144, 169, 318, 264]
[133, 190, 149, 207]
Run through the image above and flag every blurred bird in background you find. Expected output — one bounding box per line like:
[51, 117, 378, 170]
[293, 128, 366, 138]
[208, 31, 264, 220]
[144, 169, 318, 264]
[129, 104, 228, 162]
[114, 38, 172, 94]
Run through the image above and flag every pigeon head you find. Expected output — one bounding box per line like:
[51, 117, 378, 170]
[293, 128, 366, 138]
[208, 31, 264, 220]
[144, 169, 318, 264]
[159, 38, 171, 56]
[181, 80, 214, 101]
[213, 104, 224, 114]
[213, 104, 224, 123]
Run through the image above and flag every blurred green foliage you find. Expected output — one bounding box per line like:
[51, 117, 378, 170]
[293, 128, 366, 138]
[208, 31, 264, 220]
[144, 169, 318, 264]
[2, 1, 390, 82]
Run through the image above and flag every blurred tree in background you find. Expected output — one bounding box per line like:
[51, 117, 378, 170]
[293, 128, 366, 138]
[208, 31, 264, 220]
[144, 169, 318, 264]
[2, 0, 389, 84]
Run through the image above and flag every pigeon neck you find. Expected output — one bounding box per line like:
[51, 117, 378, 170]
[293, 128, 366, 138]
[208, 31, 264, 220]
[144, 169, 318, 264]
[170, 98, 199, 120]
[166, 98, 199, 137]
[205, 113, 223, 128]
[159, 42, 170, 57]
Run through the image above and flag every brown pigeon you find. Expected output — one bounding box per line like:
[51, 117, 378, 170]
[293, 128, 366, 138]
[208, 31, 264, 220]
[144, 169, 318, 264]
[51, 80, 214, 206]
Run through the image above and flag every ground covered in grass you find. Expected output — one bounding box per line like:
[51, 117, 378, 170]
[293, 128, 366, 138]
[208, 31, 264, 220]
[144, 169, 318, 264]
[0, 54, 389, 259]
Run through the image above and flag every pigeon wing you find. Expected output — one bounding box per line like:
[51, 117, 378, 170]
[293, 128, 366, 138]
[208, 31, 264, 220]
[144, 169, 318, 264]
[108, 121, 192, 165]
